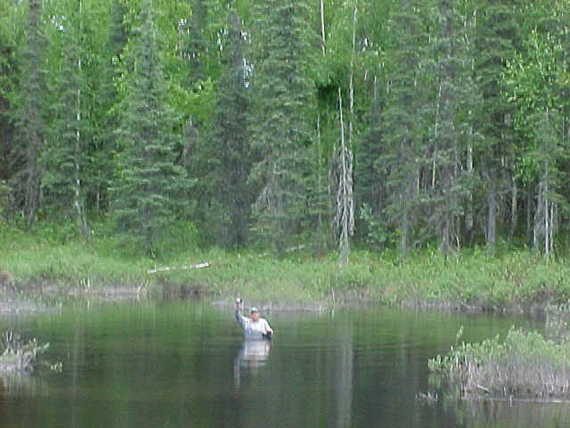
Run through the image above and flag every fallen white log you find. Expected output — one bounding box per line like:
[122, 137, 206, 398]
[147, 262, 211, 275]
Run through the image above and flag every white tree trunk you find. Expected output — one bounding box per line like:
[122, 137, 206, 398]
[74, 0, 89, 237]
[335, 88, 354, 266]
[320, 0, 326, 55]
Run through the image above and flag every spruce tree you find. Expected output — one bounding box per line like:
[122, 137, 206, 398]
[355, 74, 388, 248]
[208, 12, 252, 249]
[380, 0, 428, 255]
[113, 1, 190, 255]
[89, 0, 128, 215]
[0, 4, 17, 186]
[474, 0, 520, 251]
[423, 0, 479, 253]
[11, 0, 46, 226]
[249, 0, 316, 253]
[43, 0, 89, 236]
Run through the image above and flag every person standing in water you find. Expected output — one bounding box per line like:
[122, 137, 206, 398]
[235, 298, 273, 339]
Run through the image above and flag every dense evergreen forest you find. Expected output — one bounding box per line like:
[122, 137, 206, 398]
[0, 0, 568, 261]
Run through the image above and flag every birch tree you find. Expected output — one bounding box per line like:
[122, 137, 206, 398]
[333, 88, 354, 265]
[504, 23, 569, 255]
[333, 1, 357, 265]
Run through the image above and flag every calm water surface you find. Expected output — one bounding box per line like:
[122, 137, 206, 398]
[1, 301, 569, 428]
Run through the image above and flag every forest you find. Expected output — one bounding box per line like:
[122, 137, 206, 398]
[0, 0, 569, 263]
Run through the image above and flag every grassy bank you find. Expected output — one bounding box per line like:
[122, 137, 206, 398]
[3, 223, 570, 308]
[429, 327, 570, 399]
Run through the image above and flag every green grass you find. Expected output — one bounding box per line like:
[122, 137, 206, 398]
[2, 222, 570, 307]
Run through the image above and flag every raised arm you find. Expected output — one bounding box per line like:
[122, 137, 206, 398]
[235, 298, 248, 329]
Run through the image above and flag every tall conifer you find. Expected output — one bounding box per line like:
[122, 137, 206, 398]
[208, 12, 252, 248]
[424, 0, 479, 253]
[250, 0, 316, 253]
[43, 0, 90, 236]
[474, 0, 520, 251]
[0, 4, 17, 185]
[11, 0, 46, 226]
[113, 1, 190, 254]
[381, 0, 428, 254]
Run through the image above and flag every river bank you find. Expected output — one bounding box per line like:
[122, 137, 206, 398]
[3, 224, 570, 314]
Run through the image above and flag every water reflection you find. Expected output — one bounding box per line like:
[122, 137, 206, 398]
[0, 374, 46, 398]
[233, 339, 272, 389]
[545, 308, 570, 342]
[453, 398, 570, 428]
[0, 302, 550, 428]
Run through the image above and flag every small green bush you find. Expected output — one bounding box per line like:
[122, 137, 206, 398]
[429, 327, 570, 399]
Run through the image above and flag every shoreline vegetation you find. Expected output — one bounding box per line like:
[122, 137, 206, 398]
[3, 224, 570, 313]
[429, 325, 570, 400]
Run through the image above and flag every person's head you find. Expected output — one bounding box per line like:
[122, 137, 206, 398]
[250, 307, 260, 321]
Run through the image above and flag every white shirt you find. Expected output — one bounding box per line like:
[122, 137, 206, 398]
[235, 311, 273, 339]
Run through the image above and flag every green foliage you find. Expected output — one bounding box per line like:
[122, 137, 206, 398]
[0, 180, 10, 220]
[249, 0, 317, 253]
[429, 327, 570, 398]
[5, 218, 570, 310]
[9, 0, 47, 226]
[205, 11, 253, 249]
[378, 0, 431, 253]
[1, 0, 570, 259]
[112, 1, 193, 255]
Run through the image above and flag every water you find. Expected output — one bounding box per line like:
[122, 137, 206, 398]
[1, 301, 569, 428]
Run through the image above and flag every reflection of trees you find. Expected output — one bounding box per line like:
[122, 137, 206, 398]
[328, 322, 353, 428]
[450, 398, 570, 428]
[231, 313, 356, 428]
[545, 308, 570, 342]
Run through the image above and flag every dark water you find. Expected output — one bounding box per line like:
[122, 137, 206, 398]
[1, 301, 569, 428]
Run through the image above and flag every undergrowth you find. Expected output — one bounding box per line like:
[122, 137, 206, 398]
[2, 222, 570, 306]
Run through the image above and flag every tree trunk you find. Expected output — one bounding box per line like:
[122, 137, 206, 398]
[526, 186, 533, 246]
[486, 179, 497, 252]
[23, 0, 44, 227]
[335, 88, 354, 266]
[24, 129, 41, 228]
[335, 2, 357, 266]
[534, 166, 555, 255]
[348, 2, 357, 149]
[74, 3, 89, 238]
[319, 0, 326, 55]
[465, 143, 474, 238]
[509, 175, 517, 238]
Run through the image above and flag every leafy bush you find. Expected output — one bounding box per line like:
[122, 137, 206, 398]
[429, 327, 570, 399]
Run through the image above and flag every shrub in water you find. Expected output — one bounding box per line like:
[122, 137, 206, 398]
[429, 327, 570, 399]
